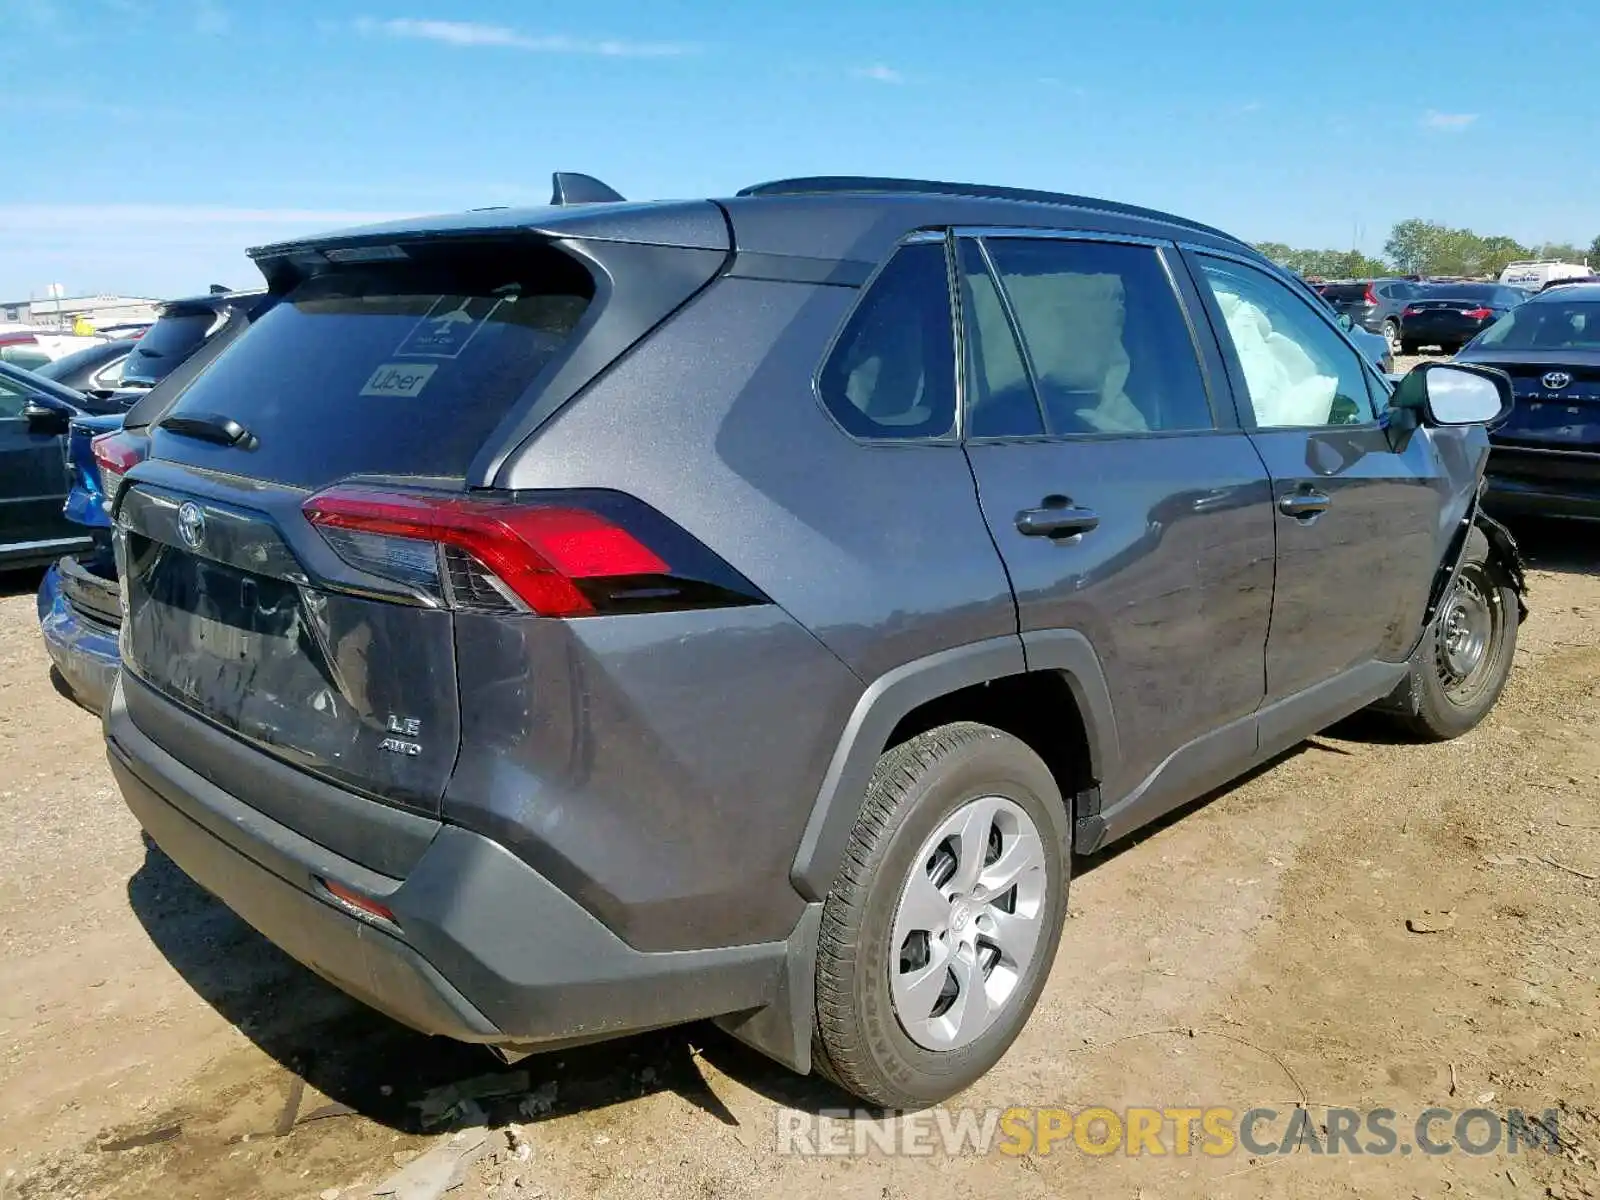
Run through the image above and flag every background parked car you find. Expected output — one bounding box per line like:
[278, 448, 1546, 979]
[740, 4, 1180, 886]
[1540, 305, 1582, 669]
[1455, 280, 1600, 520]
[0, 362, 125, 572]
[119, 289, 260, 388]
[1398, 282, 1526, 354]
[1318, 278, 1418, 352]
[33, 338, 135, 395]
[37, 287, 263, 711]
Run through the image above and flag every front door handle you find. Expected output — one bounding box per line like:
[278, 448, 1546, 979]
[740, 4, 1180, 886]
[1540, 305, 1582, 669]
[1278, 491, 1332, 519]
[1016, 505, 1100, 538]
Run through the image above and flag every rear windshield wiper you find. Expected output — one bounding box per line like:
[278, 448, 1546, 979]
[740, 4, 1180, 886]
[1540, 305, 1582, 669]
[158, 412, 257, 448]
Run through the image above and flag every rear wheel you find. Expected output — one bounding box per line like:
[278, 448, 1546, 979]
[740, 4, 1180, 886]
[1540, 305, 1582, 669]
[1381, 529, 1517, 741]
[812, 723, 1069, 1108]
[1382, 319, 1401, 352]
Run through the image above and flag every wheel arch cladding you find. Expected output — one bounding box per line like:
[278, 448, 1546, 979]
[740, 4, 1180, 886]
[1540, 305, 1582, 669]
[788, 633, 1119, 901]
[1475, 509, 1529, 621]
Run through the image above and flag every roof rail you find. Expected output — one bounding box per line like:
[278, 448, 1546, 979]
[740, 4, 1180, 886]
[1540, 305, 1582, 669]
[737, 176, 1249, 247]
[550, 172, 626, 206]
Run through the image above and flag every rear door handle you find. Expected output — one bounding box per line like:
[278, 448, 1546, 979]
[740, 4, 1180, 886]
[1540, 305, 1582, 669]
[1015, 505, 1100, 538]
[1278, 491, 1332, 519]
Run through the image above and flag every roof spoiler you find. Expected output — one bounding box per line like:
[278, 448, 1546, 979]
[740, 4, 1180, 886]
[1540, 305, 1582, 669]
[550, 172, 626, 206]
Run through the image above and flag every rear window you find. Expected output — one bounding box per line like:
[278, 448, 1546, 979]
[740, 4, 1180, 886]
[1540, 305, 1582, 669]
[122, 308, 224, 383]
[1319, 284, 1369, 302]
[156, 240, 594, 487]
[1477, 301, 1600, 351]
[1412, 283, 1522, 306]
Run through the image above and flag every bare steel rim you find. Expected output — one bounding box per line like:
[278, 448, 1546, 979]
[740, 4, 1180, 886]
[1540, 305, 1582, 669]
[1435, 565, 1502, 706]
[889, 794, 1048, 1052]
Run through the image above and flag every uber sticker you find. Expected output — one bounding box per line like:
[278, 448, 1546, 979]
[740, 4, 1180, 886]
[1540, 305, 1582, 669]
[361, 362, 437, 398]
[395, 294, 502, 359]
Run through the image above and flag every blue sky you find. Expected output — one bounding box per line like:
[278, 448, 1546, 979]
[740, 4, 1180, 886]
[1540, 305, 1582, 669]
[3, 0, 1597, 300]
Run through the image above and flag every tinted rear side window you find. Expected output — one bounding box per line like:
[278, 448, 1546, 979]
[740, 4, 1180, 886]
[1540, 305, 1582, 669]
[818, 243, 956, 440]
[156, 240, 594, 487]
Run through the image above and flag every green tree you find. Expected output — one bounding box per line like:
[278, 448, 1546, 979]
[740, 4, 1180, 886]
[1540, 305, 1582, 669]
[1533, 241, 1586, 264]
[1477, 235, 1530, 277]
[1590, 235, 1600, 263]
[1384, 219, 1446, 275]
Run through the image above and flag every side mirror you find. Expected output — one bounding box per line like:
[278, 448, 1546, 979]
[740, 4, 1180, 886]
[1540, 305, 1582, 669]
[1392, 362, 1513, 428]
[1337, 313, 1355, 332]
[23, 399, 72, 436]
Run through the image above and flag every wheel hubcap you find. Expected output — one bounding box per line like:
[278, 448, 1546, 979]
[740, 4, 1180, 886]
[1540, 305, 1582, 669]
[889, 795, 1047, 1052]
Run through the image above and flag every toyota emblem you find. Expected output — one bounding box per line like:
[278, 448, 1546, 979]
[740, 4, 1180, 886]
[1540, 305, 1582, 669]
[177, 502, 207, 550]
[1543, 371, 1573, 391]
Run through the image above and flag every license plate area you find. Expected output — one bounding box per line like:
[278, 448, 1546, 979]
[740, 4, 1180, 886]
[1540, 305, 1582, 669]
[123, 534, 317, 710]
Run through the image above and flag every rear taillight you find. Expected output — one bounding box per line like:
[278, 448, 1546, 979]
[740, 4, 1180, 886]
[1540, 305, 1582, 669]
[1462, 307, 1494, 319]
[1363, 285, 1380, 306]
[91, 430, 146, 505]
[320, 878, 396, 924]
[302, 485, 766, 618]
[1403, 306, 1422, 317]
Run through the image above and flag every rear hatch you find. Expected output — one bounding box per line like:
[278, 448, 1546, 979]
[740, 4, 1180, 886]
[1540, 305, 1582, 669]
[115, 223, 727, 816]
[1473, 355, 1600, 451]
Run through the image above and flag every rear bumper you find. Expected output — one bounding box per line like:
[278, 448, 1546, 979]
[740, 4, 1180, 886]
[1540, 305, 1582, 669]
[37, 559, 121, 714]
[104, 677, 791, 1050]
[1485, 444, 1600, 519]
[1400, 317, 1488, 346]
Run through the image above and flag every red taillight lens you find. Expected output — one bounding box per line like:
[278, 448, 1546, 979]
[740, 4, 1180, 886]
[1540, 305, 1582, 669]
[320, 878, 396, 924]
[1462, 307, 1494, 319]
[91, 430, 146, 503]
[1363, 285, 1380, 306]
[303, 486, 683, 617]
[1403, 306, 1422, 317]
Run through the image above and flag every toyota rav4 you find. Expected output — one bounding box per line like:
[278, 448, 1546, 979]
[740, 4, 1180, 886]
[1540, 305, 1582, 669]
[104, 173, 1526, 1108]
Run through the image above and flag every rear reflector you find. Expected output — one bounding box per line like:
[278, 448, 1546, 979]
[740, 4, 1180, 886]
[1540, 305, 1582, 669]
[91, 430, 147, 505]
[303, 485, 765, 618]
[320, 877, 396, 923]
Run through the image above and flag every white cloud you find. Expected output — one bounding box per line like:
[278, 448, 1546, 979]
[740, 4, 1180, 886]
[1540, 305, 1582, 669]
[851, 63, 904, 84]
[355, 18, 694, 57]
[1422, 111, 1478, 131]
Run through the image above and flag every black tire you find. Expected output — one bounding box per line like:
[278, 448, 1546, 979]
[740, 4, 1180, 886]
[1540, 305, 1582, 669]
[1382, 319, 1401, 351]
[1381, 528, 1518, 741]
[812, 722, 1069, 1109]
[1400, 339, 1421, 356]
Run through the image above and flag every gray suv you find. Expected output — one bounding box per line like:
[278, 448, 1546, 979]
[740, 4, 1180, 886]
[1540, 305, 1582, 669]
[104, 174, 1526, 1109]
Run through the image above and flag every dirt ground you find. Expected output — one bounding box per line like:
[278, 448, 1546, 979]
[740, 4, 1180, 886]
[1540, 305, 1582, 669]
[1, 513, 1597, 1200]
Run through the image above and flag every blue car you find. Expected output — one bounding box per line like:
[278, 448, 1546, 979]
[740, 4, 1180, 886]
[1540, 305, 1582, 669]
[37, 413, 128, 712]
[36, 288, 260, 712]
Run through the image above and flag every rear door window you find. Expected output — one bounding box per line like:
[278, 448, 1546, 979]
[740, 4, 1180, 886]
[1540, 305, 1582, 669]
[975, 237, 1215, 435]
[154, 240, 595, 487]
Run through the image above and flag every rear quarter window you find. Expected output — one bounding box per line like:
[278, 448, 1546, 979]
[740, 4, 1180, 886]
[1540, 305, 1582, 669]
[817, 243, 957, 440]
[155, 240, 594, 487]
